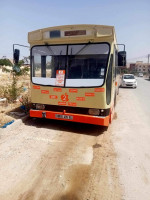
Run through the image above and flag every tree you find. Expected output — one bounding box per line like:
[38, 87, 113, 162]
[1, 58, 30, 102]
[0, 58, 12, 67]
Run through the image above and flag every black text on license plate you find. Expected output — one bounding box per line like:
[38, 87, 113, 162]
[55, 114, 73, 120]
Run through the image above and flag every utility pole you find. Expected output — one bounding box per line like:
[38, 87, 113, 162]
[148, 54, 150, 64]
[148, 54, 150, 80]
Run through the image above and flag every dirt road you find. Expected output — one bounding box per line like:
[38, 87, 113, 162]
[0, 117, 121, 200]
[1, 78, 150, 200]
[111, 77, 150, 200]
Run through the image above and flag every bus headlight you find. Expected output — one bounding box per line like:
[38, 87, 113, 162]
[88, 108, 100, 116]
[36, 104, 45, 110]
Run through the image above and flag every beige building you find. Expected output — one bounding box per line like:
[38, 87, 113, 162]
[130, 61, 150, 73]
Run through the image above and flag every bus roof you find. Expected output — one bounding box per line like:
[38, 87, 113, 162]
[28, 24, 117, 45]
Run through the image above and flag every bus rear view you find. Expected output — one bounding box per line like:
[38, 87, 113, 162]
[28, 25, 126, 126]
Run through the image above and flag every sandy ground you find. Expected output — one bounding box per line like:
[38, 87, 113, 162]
[0, 117, 121, 200]
[110, 78, 150, 200]
[0, 78, 150, 200]
[0, 72, 30, 127]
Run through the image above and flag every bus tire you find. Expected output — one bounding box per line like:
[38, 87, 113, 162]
[109, 109, 112, 124]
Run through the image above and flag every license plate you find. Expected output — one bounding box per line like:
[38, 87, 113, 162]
[55, 114, 73, 120]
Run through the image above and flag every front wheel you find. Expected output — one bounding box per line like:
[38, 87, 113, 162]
[109, 109, 112, 124]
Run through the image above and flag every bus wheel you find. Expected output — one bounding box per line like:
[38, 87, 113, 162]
[109, 109, 112, 124]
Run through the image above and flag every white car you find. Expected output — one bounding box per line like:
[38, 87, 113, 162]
[138, 73, 143, 77]
[121, 74, 137, 88]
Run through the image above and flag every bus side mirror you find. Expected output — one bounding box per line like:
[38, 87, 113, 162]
[118, 51, 126, 66]
[14, 49, 20, 64]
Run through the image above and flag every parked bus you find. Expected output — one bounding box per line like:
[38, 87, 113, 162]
[14, 24, 126, 126]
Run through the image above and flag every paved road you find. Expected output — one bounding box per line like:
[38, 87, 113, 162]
[134, 77, 150, 118]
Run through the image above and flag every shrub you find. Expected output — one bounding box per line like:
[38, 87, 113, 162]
[19, 89, 31, 113]
[0, 81, 23, 103]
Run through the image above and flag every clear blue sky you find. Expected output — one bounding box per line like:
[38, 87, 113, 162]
[0, 0, 150, 62]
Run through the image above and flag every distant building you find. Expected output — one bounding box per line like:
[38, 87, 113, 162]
[130, 63, 136, 72]
[130, 61, 150, 73]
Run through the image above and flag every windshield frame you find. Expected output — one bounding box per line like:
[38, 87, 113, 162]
[31, 42, 110, 88]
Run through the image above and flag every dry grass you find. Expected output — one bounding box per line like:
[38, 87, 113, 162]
[0, 108, 15, 127]
[0, 71, 30, 127]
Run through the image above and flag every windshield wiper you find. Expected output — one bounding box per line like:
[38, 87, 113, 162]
[47, 46, 54, 55]
[75, 44, 90, 55]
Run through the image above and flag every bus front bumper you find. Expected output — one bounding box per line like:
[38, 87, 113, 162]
[30, 109, 110, 127]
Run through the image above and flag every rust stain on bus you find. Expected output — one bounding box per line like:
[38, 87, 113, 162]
[58, 102, 66, 106]
[68, 102, 77, 107]
[76, 97, 85, 101]
[54, 88, 62, 92]
[41, 90, 49, 94]
[85, 93, 95, 97]
[69, 89, 78, 93]
[49, 95, 58, 99]
[33, 85, 40, 89]
[95, 88, 105, 92]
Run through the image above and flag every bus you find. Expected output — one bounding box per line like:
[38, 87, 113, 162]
[15, 24, 126, 126]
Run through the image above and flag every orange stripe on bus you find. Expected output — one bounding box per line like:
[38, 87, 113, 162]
[58, 102, 66, 106]
[33, 85, 40, 89]
[30, 110, 110, 127]
[85, 93, 95, 97]
[95, 88, 105, 92]
[68, 102, 77, 107]
[41, 90, 49, 94]
[69, 89, 78, 93]
[49, 95, 58, 99]
[53, 88, 62, 92]
[76, 97, 85, 101]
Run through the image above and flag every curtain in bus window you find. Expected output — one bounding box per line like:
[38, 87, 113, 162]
[32, 45, 67, 86]
[66, 43, 109, 87]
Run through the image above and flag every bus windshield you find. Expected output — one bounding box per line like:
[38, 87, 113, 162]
[32, 43, 110, 87]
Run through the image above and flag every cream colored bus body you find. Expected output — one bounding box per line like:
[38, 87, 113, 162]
[28, 25, 119, 126]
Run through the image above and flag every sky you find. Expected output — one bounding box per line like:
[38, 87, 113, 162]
[0, 0, 150, 63]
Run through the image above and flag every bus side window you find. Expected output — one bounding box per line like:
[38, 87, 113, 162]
[106, 54, 113, 105]
[32, 56, 35, 77]
[113, 51, 115, 82]
[113, 48, 118, 81]
[113, 67, 116, 82]
[115, 50, 118, 66]
[115, 50, 119, 77]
